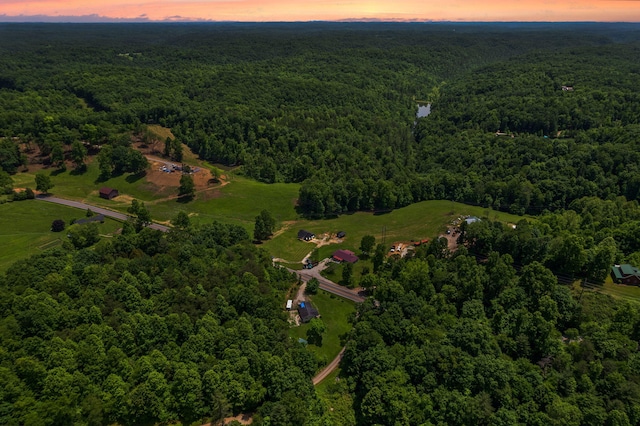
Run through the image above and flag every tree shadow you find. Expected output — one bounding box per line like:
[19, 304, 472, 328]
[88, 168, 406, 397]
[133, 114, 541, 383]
[126, 172, 146, 183]
[176, 195, 194, 204]
[50, 168, 66, 177]
[70, 166, 88, 176]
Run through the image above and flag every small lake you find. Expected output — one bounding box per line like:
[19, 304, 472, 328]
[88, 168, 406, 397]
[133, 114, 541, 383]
[416, 103, 431, 118]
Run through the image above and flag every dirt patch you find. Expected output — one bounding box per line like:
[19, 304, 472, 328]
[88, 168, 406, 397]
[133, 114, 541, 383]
[272, 220, 297, 239]
[442, 230, 459, 252]
[201, 412, 253, 426]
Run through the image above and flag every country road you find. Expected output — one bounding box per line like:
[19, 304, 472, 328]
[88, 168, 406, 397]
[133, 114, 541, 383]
[36, 195, 170, 232]
[293, 268, 366, 303]
[313, 346, 346, 385]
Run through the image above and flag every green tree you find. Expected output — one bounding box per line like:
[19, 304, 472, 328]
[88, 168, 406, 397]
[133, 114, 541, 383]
[342, 262, 354, 287]
[360, 234, 376, 256]
[178, 174, 195, 199]
[0, 170, 13, 194]
[128, 150, 148, 175]
[306, 318, 326, 346]
[163, 137, 172, 158]
[171, 211, 191, 230]
[172, 140, 183, 162]
[253, 209, 276, 241]
[50, 142, 65, 169]
[51, 219, 65, 232]
[97, 145, 113, 180]
[305, 278, 319, 295]
[373, 243, 387, 273]
[35, 172, 53, 193]
[128, 199, 152, 231]
[70, 141, 87, 170]
[68, 223, 100, 248]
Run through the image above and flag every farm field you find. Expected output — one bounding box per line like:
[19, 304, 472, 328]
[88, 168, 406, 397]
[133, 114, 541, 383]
[288, 290, 355, 367]
[0, 200, 122, 272]
[264, 200, 524, 263]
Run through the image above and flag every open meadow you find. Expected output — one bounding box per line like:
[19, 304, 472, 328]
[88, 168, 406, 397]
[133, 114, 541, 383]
[0, 200, 121, 272]
[264, 200, 524, 264]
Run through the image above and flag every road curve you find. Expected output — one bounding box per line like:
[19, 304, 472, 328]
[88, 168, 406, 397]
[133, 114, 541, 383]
[313, 346, 346, 385]
[35, 195, 170, 232]
[291, 267, 366, 303]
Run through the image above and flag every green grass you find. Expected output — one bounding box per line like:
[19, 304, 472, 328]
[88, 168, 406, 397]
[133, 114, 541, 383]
[0, 200, 122, 272]
[150, 175, 300, 227]
[321, 260, 372, 287]
[13, 162, 158, 202]
[289, 290, 355, 366]
[586, 277, 640, 303]
[13, 163, 301, 229]
[14, 158, 523, 264]
[264, 200, 524, 262]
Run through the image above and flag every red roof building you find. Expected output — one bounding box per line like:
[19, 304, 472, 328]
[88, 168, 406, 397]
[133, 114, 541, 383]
[99, 187, 119, 200]
[332, 249, 359, 264]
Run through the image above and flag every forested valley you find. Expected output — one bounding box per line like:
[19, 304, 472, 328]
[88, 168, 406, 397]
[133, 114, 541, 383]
[3, 23, 640, 426]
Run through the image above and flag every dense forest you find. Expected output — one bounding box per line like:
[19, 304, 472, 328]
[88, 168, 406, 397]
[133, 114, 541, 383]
[2, 23, 640, 216]
[0, 221, 326, 425]
[3, 23, 640, 425]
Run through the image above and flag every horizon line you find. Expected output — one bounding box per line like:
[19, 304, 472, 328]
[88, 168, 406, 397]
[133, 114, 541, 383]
[1, 14, 640, 24]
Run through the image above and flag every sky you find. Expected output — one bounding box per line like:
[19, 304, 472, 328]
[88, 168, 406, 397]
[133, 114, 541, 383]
[1, 0, 640, 23]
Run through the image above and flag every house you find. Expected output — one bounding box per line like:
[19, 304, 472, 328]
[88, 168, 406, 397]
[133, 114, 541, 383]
[611, 264, 640, 286]
[332, 249, 359, 264]
[298, 301, 319, 323]
[298, 230, 315, 241]
[336, 231, 346, 238]
[73, 214, 105, 225]
[99, 187, 119, 200]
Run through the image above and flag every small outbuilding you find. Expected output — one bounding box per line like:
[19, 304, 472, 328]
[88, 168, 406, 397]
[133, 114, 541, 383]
[298, 229, 315, 241]
[298, 302, 319, 323]
[99, 187, 119, 200]
[611, 264, 640, 286]
[332, 249, 359, 264]
[465, 216, 481, 225]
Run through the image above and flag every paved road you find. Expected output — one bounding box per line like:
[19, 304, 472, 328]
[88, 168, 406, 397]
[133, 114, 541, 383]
[36, 195, 170, 232]
[313, 346, 346, 385]
[291, 262, 366, 303]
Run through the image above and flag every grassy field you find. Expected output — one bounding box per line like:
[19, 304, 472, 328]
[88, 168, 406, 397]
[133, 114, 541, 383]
[12, 162, 301, 228]
[12, 162, 160, 206]
[580, 276, 640, 303]
[0, 200, 122, 272]
[265, 200, 524, 263]
[289, 290, 355, 367]
[12, 154, 523, 264]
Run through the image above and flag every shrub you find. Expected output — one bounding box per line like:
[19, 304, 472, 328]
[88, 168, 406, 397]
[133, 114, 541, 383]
[51, 219, 66, 232]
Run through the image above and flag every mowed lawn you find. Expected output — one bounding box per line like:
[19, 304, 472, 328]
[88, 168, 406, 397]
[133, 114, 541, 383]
[264, 200, 524, 263]
[0, 200, 122, 272]
[151, 176, 301, 228]
[289, 290, 355, 367]
[585, 277, 640, 304]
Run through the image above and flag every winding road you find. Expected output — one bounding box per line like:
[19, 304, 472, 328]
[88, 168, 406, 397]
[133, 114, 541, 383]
[35, 195, 170, 232]
[289, 260, 366, 303]
[289, 260, 365, 386]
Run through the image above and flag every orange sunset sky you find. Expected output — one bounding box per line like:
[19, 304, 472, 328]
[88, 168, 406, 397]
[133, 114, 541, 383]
[1, 0, 640, 22]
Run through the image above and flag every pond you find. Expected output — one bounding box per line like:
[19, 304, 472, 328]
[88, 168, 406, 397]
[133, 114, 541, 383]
[417, 103, 431, 118]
